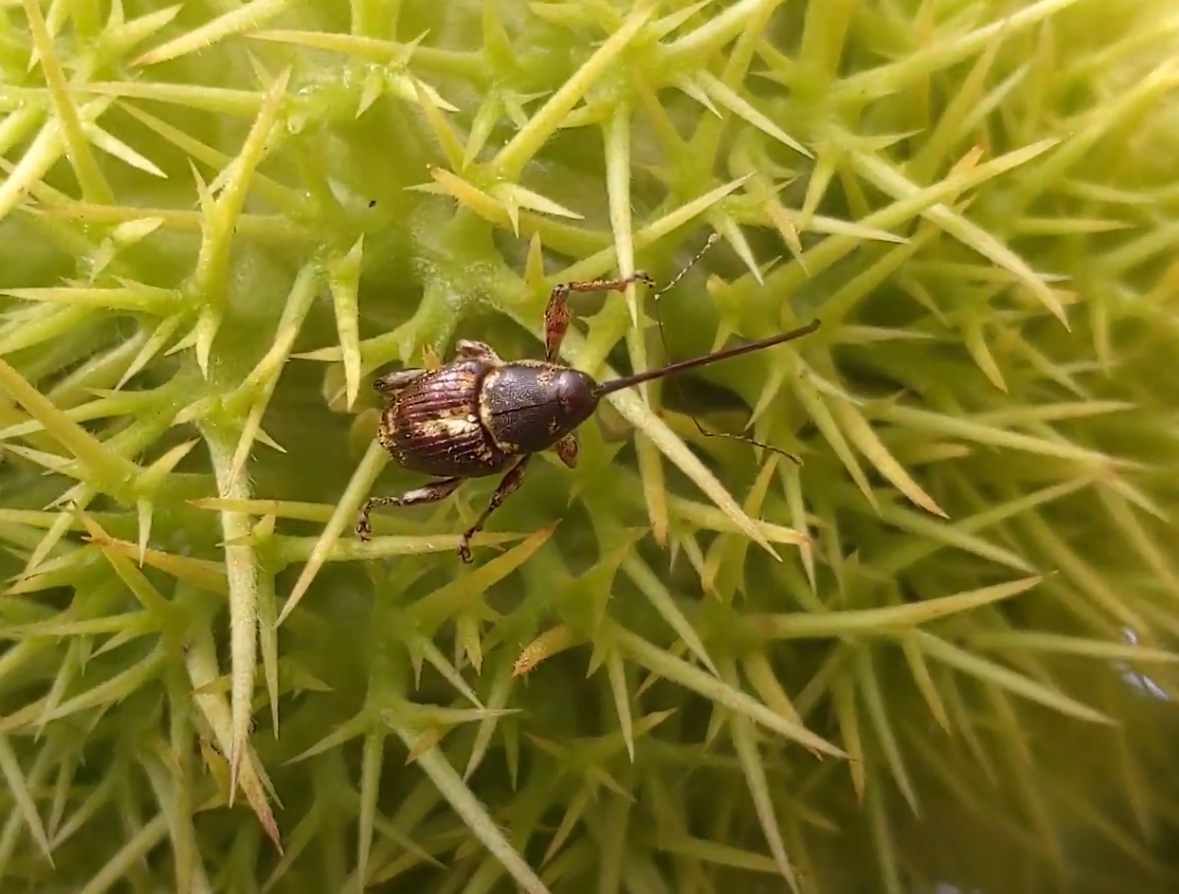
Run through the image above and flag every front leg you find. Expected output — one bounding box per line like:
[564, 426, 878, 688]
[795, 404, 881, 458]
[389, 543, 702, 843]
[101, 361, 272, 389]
[544, 271, 655, 361]
[553, 433, 578, 469]
[356, 477, 465, 540]
[459, 455, 533, 563]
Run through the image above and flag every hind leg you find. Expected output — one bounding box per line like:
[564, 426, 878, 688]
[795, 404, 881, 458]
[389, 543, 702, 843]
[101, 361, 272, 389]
[356, 477, 465, 540]
[373, 369, 426, 396]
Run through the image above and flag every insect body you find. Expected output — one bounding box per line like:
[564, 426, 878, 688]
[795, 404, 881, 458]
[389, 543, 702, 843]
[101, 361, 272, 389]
[356, 241, 821, 563]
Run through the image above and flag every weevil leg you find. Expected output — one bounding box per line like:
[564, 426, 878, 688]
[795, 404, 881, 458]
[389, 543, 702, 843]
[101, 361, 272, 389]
[553, 433, 578, 469]
[458, 456, 532, 563]
[355, 477, 465, 540]
[455, 340, 503, 362]
[373, 368, 426, 395]
[544, 271, 656, 361]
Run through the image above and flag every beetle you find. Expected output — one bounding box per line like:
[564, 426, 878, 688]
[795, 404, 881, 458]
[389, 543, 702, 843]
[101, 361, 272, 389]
[355, 236, 821, 563]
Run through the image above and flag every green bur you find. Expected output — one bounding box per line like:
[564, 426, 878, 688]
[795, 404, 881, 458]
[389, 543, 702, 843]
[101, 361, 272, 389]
[1, 0, 1178, 892]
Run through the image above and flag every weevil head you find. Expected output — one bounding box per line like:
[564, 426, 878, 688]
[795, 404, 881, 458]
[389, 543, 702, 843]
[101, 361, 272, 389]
[481, 362, 601, 455]
[555, 368, 598, 431]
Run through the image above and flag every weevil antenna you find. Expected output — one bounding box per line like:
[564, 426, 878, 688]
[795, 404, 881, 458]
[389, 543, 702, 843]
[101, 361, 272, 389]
[601, 233, 819, 465]
[649, 232, 722, 302]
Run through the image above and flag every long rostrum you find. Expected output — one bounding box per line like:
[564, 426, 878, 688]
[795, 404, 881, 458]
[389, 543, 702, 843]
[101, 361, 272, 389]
[594, 319, 821, 397]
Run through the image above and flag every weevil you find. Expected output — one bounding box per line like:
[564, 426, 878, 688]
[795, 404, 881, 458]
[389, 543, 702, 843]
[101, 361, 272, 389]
[356, 236, 821, 562]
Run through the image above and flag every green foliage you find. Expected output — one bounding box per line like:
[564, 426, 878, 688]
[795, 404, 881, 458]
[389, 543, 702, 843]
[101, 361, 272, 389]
[2, 0, 1179, 891]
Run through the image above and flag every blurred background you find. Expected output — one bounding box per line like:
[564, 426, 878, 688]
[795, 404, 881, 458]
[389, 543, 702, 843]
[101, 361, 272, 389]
[1, 1, 1178, 892]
